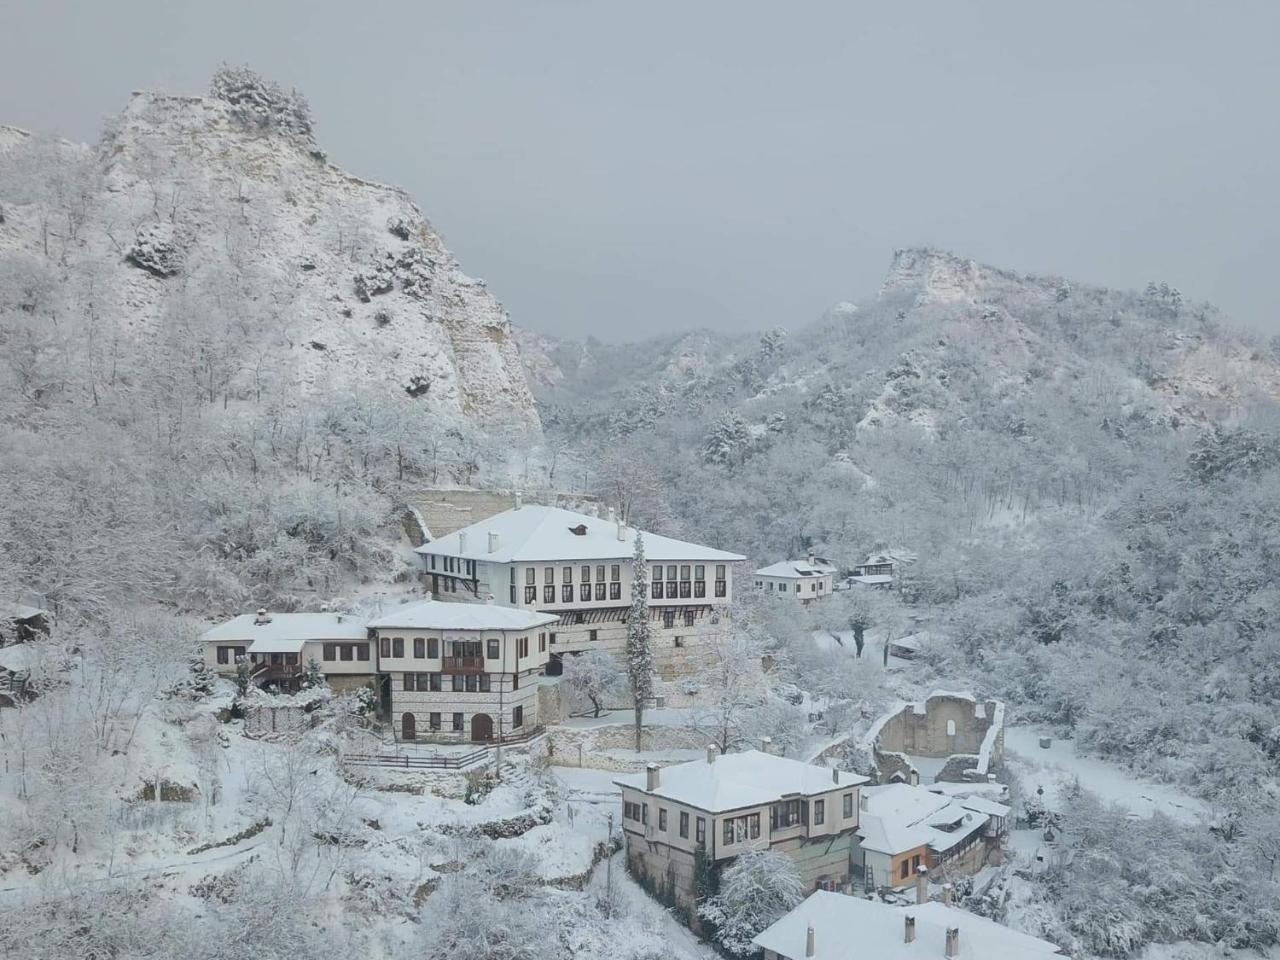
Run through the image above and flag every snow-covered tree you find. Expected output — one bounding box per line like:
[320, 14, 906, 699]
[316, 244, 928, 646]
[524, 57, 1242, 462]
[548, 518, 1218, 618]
[625, 533, 653, 752]
[561, 648, 623, 718]
[697, 848, 803, 956]
[210, 64, 314, 141]
[302, 657, 326, 690]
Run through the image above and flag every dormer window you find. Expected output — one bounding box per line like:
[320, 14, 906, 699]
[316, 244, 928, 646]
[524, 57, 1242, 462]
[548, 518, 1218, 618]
[569, 524, 588, 536]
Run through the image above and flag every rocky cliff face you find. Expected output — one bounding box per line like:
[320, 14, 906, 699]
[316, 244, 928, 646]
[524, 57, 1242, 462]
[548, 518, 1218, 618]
[0, 88, 540, 436]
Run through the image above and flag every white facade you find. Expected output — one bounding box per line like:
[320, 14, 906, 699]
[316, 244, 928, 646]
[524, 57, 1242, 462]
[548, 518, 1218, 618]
[415, 503, 745, 674]
[367, 599, 559, 743]
[754, 555, 837, 603]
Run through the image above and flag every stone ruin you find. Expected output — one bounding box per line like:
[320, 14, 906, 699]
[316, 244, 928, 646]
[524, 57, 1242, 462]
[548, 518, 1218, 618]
[866, 690, 1005, 785]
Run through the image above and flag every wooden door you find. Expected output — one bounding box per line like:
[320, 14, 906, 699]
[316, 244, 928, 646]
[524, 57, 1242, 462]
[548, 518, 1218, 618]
[401, 712, 416, 741]
[471, 713, 493, 742]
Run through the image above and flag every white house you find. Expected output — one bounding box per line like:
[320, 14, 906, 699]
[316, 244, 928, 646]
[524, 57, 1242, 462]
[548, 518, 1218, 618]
[854, 783, 1009, 891]
[753, 890, 1062, 960]
[201, 610, 374, 694]
[614, 748, 868, 908]
[414, 500, 745, 676]
[367, 598, 558, 743]
[754, 555, 837, 602]
[850, 550, 916, 587]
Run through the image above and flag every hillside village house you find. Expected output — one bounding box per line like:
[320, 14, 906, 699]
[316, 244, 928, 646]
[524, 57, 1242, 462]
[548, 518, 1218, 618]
[850, 550, 916, 587]
[201, 611, 374, 694]
[855, 783, 1009, 891]
[754, 555, 837, 602]
[614, 748, 868, 908]
[753, 890, 1062, 960]
[0, 603, 50, 646]
[414, 500, 744, 676]
[366, 598, 558, 743]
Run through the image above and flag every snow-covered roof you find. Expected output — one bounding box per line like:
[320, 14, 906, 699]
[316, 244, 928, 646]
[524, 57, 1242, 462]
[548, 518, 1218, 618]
[367, 599, 558, 632]
[859, 550, 917, 567]
[753, 891, 1062, 960]
[811, 630, 855, 653]
[613, 749, 867, 814]
[849, 573, 893, 585]
[889, 631, 933, 650]
[416, 504, 745, 564]
[856, 783, 1003, 856]
[247, 637, 307, 655]
[755, 558, 838, 579]
[200, 613, 368, 645]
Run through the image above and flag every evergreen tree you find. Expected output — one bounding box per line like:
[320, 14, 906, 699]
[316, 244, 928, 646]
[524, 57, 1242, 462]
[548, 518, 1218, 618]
[233, 655, 253, 697]
[302, 657, 326, 690]
[186, 650, 218, 698]
[626, 532, 654, 752]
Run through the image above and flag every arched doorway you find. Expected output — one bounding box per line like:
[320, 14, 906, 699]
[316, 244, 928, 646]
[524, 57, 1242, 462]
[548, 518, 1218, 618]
[402, 712, 416, 742]
[471, 713, 493, 742]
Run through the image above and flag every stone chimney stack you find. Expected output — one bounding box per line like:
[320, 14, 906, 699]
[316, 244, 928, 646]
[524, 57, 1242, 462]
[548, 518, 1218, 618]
[646, 763, 660, 791]
[807, 551, 816, 566]
[942, 883, 953, 905]
[254, 608, 271, 625]
[759, 736, 773, 754]
[514, 491, 522, 510]
[706, 744, 718, 765]
[916, 864, 929, 905]
[805, 924, 815, 958]
[488, 531, 500, 554]
[904, 915, 916, 944]
[944, 927, 960, 958]
[617, 513, 626, 541]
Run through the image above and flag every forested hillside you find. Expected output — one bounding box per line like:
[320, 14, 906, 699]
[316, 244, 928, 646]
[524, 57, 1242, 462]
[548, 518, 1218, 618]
[535, 247, 1280, 800]
[0, 68, 544, 618]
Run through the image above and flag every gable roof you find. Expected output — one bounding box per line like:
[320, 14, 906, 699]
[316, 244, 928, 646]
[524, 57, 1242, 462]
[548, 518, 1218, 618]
[415, 504, 745, 564]
[755, 558, 838, 578]
[856, 783, 1008, 856]
[200, 613, 368, 646]
[367, 600, 558, 632]
[753, 891, 1062, 960]
[613, 749, 867, 813]
[2, 604, 47, 622]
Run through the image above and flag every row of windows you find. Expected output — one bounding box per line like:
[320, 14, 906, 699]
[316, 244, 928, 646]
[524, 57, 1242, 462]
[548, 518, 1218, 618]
[527, 582, 623, 604]
[415, 707, 524, 731]
[526, 564, 624, 585]
[623, 803, 709, 845]
[757, 579, 826, 594]
[376, 636, 540, 660]
[322, 643, 371, 662]
[402, 672, 521, 693]
[722, 813, 761, 845]
[427, 555, 477, 577]
[652, 564, 727, 581]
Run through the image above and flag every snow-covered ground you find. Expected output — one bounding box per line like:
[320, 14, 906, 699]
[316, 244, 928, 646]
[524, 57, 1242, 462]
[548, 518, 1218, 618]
[1003, 725, 1206, 823]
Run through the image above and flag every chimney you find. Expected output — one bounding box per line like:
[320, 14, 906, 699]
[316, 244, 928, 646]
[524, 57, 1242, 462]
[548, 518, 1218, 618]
[904, 915, 916, 944]
[944, 927, 960, 959]
[832, 767, 839, 784]
[514, 491, 522, 510]
[646, 763, 660, 791]
[759, 736, 773, 755]
[254, 608, 271, 625]
[909, 769, 920, 786]
[941, 883, 953, 905]
[916, 865, 929, 905]
[807, 552, 816, 566]
[859, 792, 869, 813]
[805, 924, 815, 958]
[458, 531, 468, 553]
[607, 506, 616, 524]
[488, 531, 500, 554]
[617, 515, 626, 541]
[706, 744, 718, 765]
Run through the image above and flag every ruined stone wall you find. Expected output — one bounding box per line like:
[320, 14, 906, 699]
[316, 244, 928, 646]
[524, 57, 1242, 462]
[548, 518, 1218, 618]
[868, 692, 1005, 784]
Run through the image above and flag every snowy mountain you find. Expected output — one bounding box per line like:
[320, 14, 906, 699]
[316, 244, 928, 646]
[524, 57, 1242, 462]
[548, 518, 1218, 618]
[0, 79, 540, 435]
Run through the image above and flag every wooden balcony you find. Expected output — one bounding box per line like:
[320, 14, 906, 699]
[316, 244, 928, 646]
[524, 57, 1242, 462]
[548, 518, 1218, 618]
[442, 655, 485, 674]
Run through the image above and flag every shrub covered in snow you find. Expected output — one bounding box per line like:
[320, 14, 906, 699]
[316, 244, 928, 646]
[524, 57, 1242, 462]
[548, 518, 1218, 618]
[210, 64, 314, 141]
[697, 847, 804, 956]
[125, 221, 183, 277]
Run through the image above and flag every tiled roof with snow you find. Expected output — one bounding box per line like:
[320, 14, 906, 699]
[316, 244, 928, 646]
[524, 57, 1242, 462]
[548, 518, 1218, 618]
[2, 604, 47, 621]
[613, 749, 867, 814]
[367, 600, 558, 632]
[755, 558, 838, 578]
[856, 783, 1002, 856]
[415, 504, 745, 564]
[200, 613, 368, 645]
[753, 891, 1062, 960]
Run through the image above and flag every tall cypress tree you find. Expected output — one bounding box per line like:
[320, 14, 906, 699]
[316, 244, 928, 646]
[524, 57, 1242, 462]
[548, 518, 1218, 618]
[626, 532, 654, 752]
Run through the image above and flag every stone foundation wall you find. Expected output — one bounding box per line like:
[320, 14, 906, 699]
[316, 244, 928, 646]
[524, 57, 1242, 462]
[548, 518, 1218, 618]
[547, 722, 707, 772]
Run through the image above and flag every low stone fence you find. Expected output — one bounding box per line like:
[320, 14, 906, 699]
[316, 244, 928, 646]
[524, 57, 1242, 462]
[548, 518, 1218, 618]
[546, 722, 707, 773]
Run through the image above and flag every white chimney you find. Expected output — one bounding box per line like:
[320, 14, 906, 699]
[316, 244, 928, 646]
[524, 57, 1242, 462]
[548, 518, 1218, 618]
[859, 792, 869, 813]
[807, 552, 816, 566]
[832, 767, 839, 784]
[607, 506, 616, 524]
[514, 491, 522, 510]
[759, 736, 773, 754]
[944, 927, 960, 959]
[646, 763, 660, 791]
[904, 915, 916, 944]
[488, 531, 500, 554]
[254, 608, 271, 625]
[916, 864, 929, 905]
[617, 515, 626, 541]
[942, 883, 953, 905]
[458, 531, 468, 553]
[706, 744, 718, 765]
[805, 924, 815, 958]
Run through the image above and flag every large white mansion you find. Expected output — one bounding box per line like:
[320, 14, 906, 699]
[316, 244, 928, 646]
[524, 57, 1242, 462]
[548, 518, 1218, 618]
[415, 500, 745, 676]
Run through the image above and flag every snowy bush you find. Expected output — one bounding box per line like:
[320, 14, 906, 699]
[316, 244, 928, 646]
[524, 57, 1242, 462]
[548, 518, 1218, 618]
[125, 221, 183, 277]
[210, 64, 314, 141]
[697, 848, 804, 956]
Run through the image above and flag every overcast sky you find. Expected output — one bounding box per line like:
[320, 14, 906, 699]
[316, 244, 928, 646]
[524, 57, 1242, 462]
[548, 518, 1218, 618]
[2, 1, 1277, 340]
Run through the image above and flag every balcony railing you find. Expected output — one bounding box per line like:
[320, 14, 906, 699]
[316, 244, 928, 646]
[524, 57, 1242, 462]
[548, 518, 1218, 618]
[442, 655, 485, 674]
